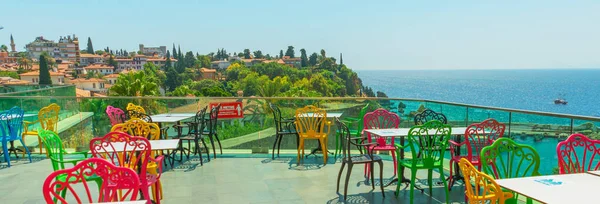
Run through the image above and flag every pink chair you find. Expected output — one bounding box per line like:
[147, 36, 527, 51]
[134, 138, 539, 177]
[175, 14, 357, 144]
[557, 133, 600, 174]
[363, 108, 400, 179]
[90, 132, 164, 204]
[106, 105, 126, 126]
[448, 118, 505, 190]
[42, 158, 141, 203]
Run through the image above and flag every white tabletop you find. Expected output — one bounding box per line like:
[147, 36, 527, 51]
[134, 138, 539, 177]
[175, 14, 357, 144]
[587, 170, 600, 176]
[150, 114, 194, 123]
[93, 201, 147, 204]
[89, 139, 180, 153]
[296, 112, 343, 118]
[496, 173, 600, 204]
[364, 127, 467, 137]
[152, 113, 197, 117]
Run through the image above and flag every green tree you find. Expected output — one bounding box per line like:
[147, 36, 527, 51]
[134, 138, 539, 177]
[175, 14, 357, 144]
[0, 71, 19, 79]
[95, 50, 105, 55]
[340, 53, 343, 65]
[265, 54, 272, 60]
[279, 50, 284, 58]
[196, 55, 211, 68]
[172, 43, 177, 57]
[243, 49, 251, 59]
[163, 51, 172, 71]
[0, 45, 7, 52]
[108, 54, 118, 72]
[86, 37, 94, 54]
[300, 48, 308, 67]
[109, 71, 159, 96]
[309, 53, 318, 66]
[184, 51, 195, 68]
[285, 46, 295, 58]
[39, 54, 52, 85]
[253, 50, 264, 59]
[188, 79, 232, 96]
[318, 57, 335, 71]
[320, 49, 326, 58]
[165, 67, 181, 92]
[169, 85, 197, 96]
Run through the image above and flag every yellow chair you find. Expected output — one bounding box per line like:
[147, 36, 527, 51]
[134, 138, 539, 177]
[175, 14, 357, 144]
[22, 103, 60, 156]
[458, 158, 513, 204]
[126, 103, 146, 114]
[294, 105, 331, 165]
[111, 118, 163, 201]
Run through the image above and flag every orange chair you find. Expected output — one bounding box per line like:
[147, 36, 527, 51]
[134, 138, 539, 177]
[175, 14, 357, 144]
[22, 103, 60, 156]
[458, 158, 513, 204]
[111, 118, 163, 201]
[126, 103, 146, 114]
[294, 105, 331, 165]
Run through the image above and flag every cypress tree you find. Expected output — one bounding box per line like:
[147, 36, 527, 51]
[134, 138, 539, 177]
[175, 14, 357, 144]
[300, 49, 308, 67]
[340, 53, 343, 65]
[172, 44, 177, 58]
[39, 54, 52, 85]
[279, 50, 284, 59]
[163, 51, 172, 71]
[86, 37, 94, 54]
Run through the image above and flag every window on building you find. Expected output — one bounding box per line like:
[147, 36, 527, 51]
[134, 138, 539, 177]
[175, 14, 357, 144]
[93, 83, 96, 88]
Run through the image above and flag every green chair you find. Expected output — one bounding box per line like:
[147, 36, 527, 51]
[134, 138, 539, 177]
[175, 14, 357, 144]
[37, 129, 89, 171]
[394, 120, 451, 204]
[481, 138, 541, 204]
[335, 103, 369, 159]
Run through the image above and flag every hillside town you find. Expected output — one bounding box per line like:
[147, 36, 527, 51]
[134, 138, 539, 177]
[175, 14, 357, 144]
[0, 34, 307, 97]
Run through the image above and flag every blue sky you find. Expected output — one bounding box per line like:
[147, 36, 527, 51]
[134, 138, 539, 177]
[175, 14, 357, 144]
[1, 0, 599, 70]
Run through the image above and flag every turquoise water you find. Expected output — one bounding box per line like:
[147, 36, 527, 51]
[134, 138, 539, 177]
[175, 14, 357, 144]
[358, 69, 600, 175]
[357, 69, 600, 117]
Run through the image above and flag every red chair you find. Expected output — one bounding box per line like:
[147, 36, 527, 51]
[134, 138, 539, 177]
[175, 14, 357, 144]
[90, 132, 164, 204]
[42, 158, 141, 203]
[557, 133, 600, 174]
[363, 108, 400, 179]
[106, 106, 126, 126]
[448, 118, 505, 190]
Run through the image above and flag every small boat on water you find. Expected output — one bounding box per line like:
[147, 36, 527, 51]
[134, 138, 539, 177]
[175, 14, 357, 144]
[554, 99, 567, 105]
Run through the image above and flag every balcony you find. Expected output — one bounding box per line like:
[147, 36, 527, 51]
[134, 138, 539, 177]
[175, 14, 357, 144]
[1, 95, 599, 203]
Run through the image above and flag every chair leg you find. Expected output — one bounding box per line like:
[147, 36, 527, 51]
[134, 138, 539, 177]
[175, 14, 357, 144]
[195, 139, 203, 166]
[448, 159, 454, 191]
[276, 134, 283, 157]
[320, 138, 328, 165]
[439, 167, 450, 204]
[201, 138, 210, 162]
[336, 162, 346, 193]
[344, 163, 353, 200]
[334, 132, 340, 159]
[428, 169, 433, 195]
[2, 143, 10, 167]
[19, 139, 32, 163]
[272, 135, 280, 159]
[409, 169, 417, 204]
[215, 133, 223, 155]
[297, 138, 304, 165]
[370, 163, 375, 189]
[208, 134, 217, 159]
[378, 160, 385, 197]
[391, 150, 397, 177]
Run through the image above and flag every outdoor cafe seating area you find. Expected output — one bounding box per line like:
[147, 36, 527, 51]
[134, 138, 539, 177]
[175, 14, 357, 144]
[2, 101, 600, 203]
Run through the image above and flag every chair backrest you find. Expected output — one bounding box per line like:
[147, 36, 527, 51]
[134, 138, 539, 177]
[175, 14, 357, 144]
[38, 129, 67, 171]
[363, 108, 400, 144]
[294, 105, 327, 137]
[481, 138, 541, 179]
[111, 118, 160, 140]
[207, 104, 221, 134]
[193, 106, 208, 134]
[42, 158, 141, 204]
[464, 118, 506, 160]
[336, 117, 364, 159]
[90, 132, 151, 180]
[127, 111, 153, 123]
[0, 106, 24, 141]
[39, 103, 60, 132]
[557, 133, 600, 174]
[269, 103, 285, 132]
[126, 103, 146, 114]
[458, 158, 512, 204]
[413, 109, 448, 125]
[406, 120, 451, 166]
[355, 103, 370, 132]
[106, 105, 126, 126]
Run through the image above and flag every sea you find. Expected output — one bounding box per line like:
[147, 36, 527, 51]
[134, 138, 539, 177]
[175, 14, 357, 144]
[358, 69, 600, 174]
[357, 69, 600, 117]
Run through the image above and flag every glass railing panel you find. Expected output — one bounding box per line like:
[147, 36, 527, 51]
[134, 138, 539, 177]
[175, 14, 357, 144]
[425, 101, 468, 127]
[572, 119, 600, 139]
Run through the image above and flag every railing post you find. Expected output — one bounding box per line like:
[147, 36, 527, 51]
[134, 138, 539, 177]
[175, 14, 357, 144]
[465, 107, 469, 127]
[570, 118, 574, 134]
[508, 112, 512, 138]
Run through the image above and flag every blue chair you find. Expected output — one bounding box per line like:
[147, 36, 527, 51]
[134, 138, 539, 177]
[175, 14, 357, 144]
[0, 107, 32, 167]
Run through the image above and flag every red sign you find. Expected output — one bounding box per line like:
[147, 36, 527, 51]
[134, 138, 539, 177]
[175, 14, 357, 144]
[209, 102, 244, 119]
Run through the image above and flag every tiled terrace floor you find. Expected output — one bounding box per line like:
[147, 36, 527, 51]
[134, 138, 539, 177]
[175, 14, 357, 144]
[1, 154, 469, 203]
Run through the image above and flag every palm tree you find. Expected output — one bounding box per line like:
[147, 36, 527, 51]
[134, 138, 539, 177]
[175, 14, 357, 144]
[0, 45, 7, 52]
[109, 72, 159, 96]
[18, 56, 32, 70]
